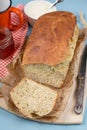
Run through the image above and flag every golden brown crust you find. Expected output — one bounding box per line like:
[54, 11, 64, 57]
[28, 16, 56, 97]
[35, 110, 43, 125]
[22, 11, 76, 66]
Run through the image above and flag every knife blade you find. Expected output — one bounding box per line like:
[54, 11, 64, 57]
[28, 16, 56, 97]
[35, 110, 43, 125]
[74, 43, 87, 114]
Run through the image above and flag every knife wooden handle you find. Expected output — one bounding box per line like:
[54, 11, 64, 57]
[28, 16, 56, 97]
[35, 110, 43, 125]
[74, 74, 85, 114]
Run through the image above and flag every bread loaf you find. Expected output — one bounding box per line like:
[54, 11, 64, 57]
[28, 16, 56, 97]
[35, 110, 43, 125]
[22, 11, 78, 88]
[10, 78, 59, 117]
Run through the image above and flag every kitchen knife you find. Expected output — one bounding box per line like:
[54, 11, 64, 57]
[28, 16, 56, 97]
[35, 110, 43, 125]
[74, 43, 87, 114]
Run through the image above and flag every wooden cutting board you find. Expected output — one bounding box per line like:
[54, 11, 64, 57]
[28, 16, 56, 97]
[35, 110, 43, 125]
[0, 39, 87, 124]
[0, 29, 87, 124]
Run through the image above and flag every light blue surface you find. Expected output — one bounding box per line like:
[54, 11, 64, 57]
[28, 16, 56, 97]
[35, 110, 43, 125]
[0, 0, 87, 129]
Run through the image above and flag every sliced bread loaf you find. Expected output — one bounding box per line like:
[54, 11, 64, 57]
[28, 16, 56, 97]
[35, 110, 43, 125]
[21, 11, 78, 88]
[10, 78, 59, 117]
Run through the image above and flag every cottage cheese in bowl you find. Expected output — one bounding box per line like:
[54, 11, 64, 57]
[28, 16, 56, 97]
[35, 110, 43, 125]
[24, 0, 57, 26]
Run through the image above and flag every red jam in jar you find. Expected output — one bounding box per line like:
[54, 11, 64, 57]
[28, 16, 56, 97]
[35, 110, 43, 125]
[0, 27, 15, 59]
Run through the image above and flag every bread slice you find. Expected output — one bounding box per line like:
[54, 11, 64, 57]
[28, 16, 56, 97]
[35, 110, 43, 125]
[21, 11, 79, 88]
[10, 78, 59, 117]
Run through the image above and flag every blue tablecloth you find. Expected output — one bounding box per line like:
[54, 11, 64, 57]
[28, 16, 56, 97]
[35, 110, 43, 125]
[0, 0, 87, 130]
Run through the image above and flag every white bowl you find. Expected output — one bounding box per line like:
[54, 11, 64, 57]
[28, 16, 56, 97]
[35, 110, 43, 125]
[24, 0, 57, 26]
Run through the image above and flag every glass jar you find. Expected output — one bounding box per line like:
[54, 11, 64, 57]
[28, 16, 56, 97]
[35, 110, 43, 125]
[0, 26, 15, 59]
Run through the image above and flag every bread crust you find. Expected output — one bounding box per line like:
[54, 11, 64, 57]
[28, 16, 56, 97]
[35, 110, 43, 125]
[22, 11, 76, 66]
